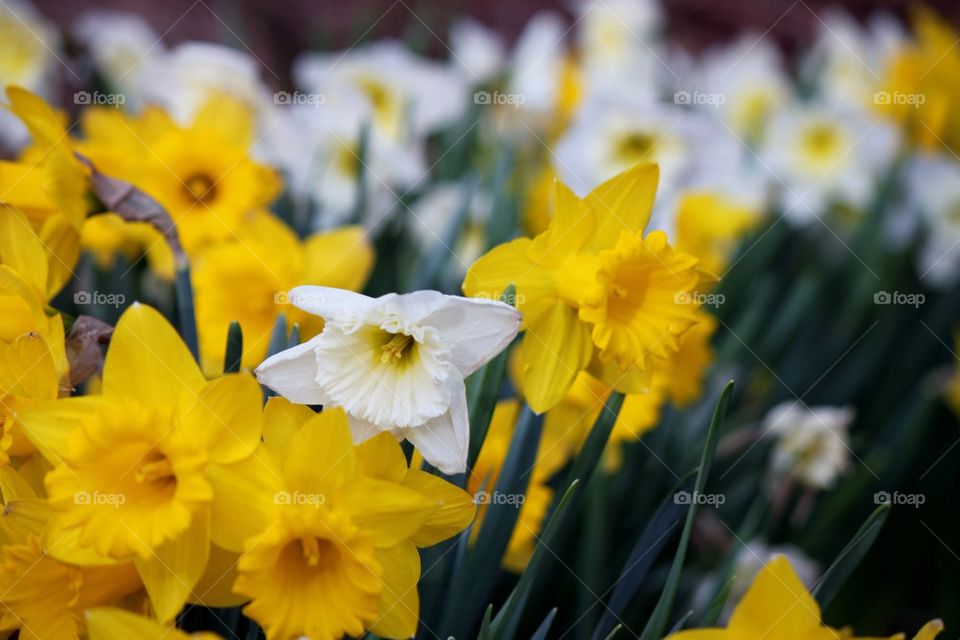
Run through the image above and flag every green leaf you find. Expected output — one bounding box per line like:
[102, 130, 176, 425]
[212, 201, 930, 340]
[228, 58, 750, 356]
[530, 608, 558, 640]
[637, 381, 734, 640]
[698, 576, 734, 627]
[223, 321, 242, 374]
[410, 178, 476, 291]
[813, 503, 891, 609]
[174, 264, 199, 362]
[559, 392, 625, 498]
[490, 479, 581, 640]
[466, 284, 517, 468]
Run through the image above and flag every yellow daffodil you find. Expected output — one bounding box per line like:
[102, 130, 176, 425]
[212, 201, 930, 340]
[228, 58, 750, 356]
[208, 398, 475, 640]
[465, 163, 702, 413]
[675, 192, 760, 278]
[879, 8, 960, 153]
[193, 213, 374, 374]
[0, 466, 141, 640]
[667, 555, 942, 640]
[77, 93, 280, 259]
[469, 399, 555, 572]
[86, 608, 222, 640]
[256, 287, 521, 474]
[18, 303, 263, 621]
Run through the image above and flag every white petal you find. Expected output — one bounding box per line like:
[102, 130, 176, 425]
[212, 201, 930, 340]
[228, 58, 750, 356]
[400, 378, 469, 474]
[254, 335, 328, 404]
[348, 414, 389, 443]
[287, 286, 374, 319]
[423, 296, 521, 376]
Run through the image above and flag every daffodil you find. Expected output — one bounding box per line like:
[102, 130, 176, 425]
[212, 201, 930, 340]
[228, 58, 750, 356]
[208, 399, 475, 639]
[18, 303, 263, 621]
[87, 608, 222, 640]
[256, 287, 521, 474]
[0, 466, 141, 640]
[674, 192, 760, 278]
[77, 93, 280, 258]
[464, 163, 702, 413]
[765, 403, 854, 490]
[193, 213, 374, 373]
[469, 399, 556, 572]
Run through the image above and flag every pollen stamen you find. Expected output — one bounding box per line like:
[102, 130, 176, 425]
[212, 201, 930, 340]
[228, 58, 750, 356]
[380, 333, 413, 364]
[136, 458, 175, 484]
[301, 536, 321, 567]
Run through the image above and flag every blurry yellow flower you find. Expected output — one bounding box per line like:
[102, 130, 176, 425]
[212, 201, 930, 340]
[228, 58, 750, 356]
[469, 399, 554, 572]
[18, 304, 263, 621]
[86, 608, 222, 640]
[210, 399, 475, 640]
[78, 94, 280, 258]
[654, 310, 717, 407]
[522, 165, 556, 236]
[879, 8, 960, 153]
[667, 555, 941, 640]
[675, 192, 760, 278]
[193, 213, 374, 373]
[465, 163, 701, 412]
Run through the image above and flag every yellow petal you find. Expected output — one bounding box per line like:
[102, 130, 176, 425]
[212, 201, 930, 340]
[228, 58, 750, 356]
[262, 396, 315, 458]
[38, 214, 81, 297]
[527, 179, 592, 265]
[403, 469, 476, 547]
[585, 162, 659, 251]
[102, 304, 204, 407]
[0, 208, 48, 297]
[135, 507, 211, 622]
[193, 94, 255, 146]
[462, 237, 557, 322]
[284, 408, 356, 494]
[302, 226, 376, 292]
[0, 160, 55, 210]
[208, 446, 282, 553]
[729, 555, 822, 639]
[339, 478, 437, 548]
[355, 432, 408, 484]
[913, 621, 945, 640]
[522, 302, 593, 413]
[178, 373, 262, 465]
[369, 542, 420, 639]
[17, 396, 101, 462]
[189, 543, 246, 608]
[6, 87, 69, 147]
[85, 608, 194, 640]
[666, 631, 732, 640]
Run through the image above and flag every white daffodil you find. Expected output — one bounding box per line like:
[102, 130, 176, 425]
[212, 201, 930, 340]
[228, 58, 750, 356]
[765, 402, 855, 490]
[760, 102, 899, 221]
[407, 182, 492, 278]
[256, 287, 521, 474]
[0, 0, 59, 151]
[73, 10, 160, 102]
[450, 17, 506, 83]
[905, 153, 960, 286]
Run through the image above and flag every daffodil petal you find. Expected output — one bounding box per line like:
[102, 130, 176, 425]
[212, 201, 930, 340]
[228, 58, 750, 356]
[399, 378, 469, 475]
[262, 396, 316, 457]
[284, 408, 356, 493]
[85, 607, 187, 640]
[422, 296, 521, 377]
[17, 396, 101, 463]
[585, 162, 659, 251]
[369, 541, 420, 639]
[729, 555, 822, 638]
[403, 469, 476, 547]
[189, 543, 246, 608]
[339, 478, 437, 548]
[355, 432, 408, 483]
[522, 303, 593, 414]
[208, 447, 282, 553]
[178, 373, 262, 465]
[254, 334, 328, 404]
[287, 285, 375, 319]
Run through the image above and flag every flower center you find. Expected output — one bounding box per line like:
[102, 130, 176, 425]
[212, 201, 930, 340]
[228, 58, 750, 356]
[299, 536, 337, 568]
[380, 332, 414, 364]
[135, 454, 176, 487]
[613, 131, 657, 165]
[183, 173, 217, 204]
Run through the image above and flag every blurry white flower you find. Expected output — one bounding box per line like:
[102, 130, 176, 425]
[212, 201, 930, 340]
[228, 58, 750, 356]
[802, 10, 904, 113]
[74, 10, 159, 102]
[450, 18, 505, 83]
[256, 287, 521, 474]
[258, 100, 426, 229]
[760, 102, 899, 221]
[765, 402, 855, 490]
[689, 35, 791, 141]
[295, 40, 468, 141]
[0, 0, 59, 150]
[408, 182, 491, 275]
[906, 154, 960, 286]
[136, 41, 268, 124]
[506, 11, 567, 117]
